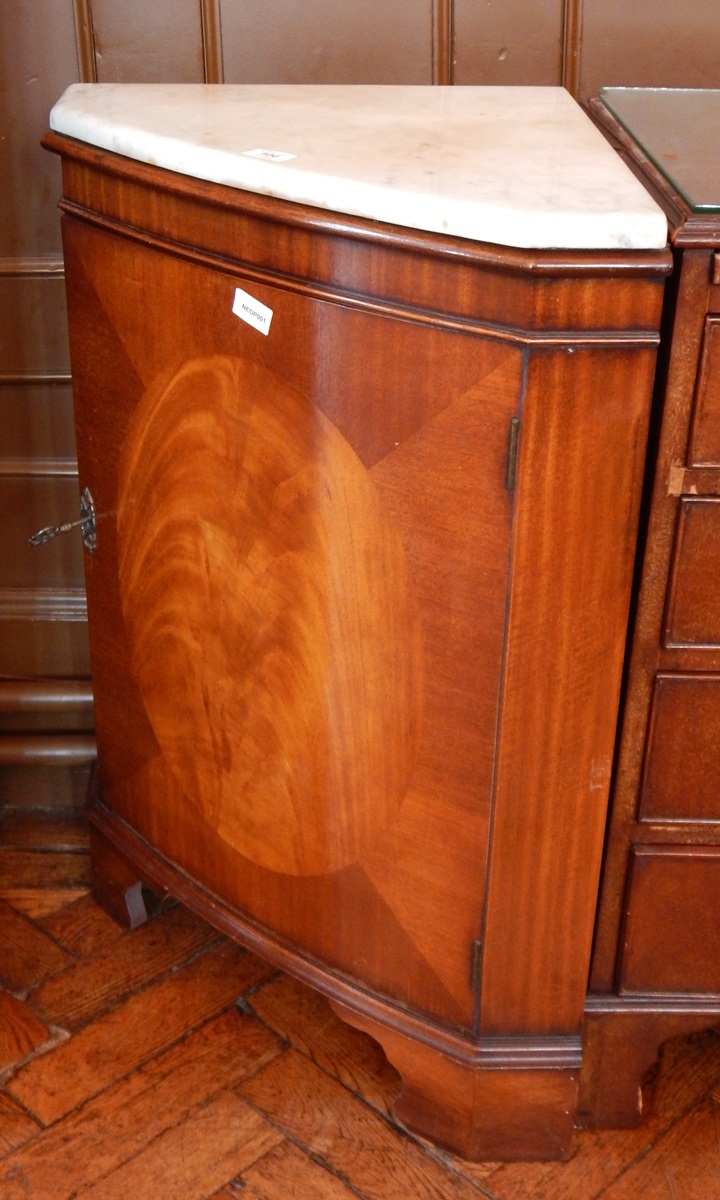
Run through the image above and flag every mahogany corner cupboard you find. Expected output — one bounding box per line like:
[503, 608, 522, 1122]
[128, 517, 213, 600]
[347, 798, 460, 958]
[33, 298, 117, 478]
[43, 83, 671, 1161]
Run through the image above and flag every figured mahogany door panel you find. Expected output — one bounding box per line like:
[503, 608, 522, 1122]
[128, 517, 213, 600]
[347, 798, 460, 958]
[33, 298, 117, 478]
[688, 318, 720, 467]
[664, 499, 720, 648]
[639, 674, 720, 823]
[117, 354, 423, 879]
[64, 216, 521, 1030]
[619, 846, 720, 994]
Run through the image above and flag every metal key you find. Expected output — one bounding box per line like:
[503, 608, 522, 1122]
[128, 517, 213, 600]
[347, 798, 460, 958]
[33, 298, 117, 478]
[28, 487, 97, 552]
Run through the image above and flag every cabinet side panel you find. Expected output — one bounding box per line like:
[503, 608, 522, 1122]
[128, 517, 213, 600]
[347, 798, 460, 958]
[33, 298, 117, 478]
[480, 342, 659, 1035]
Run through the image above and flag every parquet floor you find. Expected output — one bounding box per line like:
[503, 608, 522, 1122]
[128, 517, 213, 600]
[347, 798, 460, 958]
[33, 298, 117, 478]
[1, 805, 720, 1199]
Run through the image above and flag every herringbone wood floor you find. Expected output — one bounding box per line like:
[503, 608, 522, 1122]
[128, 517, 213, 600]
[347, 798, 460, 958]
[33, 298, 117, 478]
[1, 803, 719, 1199]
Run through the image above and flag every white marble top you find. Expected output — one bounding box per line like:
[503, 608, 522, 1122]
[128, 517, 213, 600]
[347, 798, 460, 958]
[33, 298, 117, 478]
[49, 83, 667, 251]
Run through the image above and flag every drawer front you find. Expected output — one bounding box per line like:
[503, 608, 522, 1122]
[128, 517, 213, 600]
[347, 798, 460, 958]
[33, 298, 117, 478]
[665, 498, 720, 647]
[688, 317, 720, 466]
[619, 846, 720, 993]
[639, 674, 720, 823]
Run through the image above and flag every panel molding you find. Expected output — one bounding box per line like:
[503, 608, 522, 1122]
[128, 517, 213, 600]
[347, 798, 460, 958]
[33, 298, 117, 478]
[0, 734, 96, 766]
[0, 679, 93, 713]
[0, 258, 65, 278]
[562, 0, 584, 97]
[0, 588, 88, 622]
[72, 0, 98, 82]
[200, 0, 224, 83]
[433, 0, 454, 85]
[0, 374, 72, 386]
[0, 458, 78, 478]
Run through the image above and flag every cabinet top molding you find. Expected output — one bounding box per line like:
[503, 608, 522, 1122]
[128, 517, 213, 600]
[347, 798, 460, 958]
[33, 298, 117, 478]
[49, 84, 667, 252]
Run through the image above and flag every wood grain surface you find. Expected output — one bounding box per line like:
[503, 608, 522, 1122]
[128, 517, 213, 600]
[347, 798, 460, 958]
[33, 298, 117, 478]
[118, 355, 423, 877]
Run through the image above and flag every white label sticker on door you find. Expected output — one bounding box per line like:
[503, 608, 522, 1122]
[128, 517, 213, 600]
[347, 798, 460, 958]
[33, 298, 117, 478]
[232, 288, 273, 336]
[242, 148, 296, 163]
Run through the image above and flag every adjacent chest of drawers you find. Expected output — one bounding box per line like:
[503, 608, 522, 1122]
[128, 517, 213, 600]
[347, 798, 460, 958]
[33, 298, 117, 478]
[582, 88, 720, 1129]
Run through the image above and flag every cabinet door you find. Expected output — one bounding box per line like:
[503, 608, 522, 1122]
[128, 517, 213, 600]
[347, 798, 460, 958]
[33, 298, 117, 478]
[64, 215, 521, 1033]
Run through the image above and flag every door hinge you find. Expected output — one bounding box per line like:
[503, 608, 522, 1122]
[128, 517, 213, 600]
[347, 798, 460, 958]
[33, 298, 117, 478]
[470, 939, 483, 994]
[505, 416, 520, 493]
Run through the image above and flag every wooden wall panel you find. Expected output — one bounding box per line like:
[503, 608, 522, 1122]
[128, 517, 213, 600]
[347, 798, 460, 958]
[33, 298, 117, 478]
[0, 383, 76, 464]
[220, 0, 433, 85]
[0, 680, 94, 734]
[90, 0, 205, 83]
[454, 0, 564, 86]
[2, 476, 85, 591]
[0, 0, 79, 259]
[0, 2, 89, 792]
[0, 273, 70, 378]
[0, 610, 90, 679]
[577, 0, 720, 102]
[0, 762, 93, 807]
